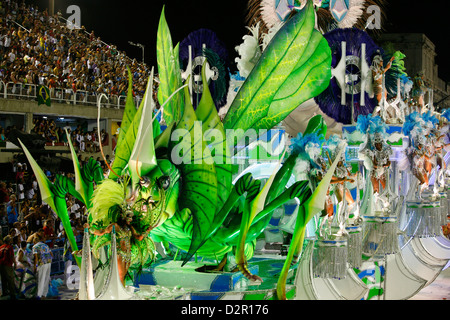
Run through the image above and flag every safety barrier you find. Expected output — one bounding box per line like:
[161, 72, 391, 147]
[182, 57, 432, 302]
[50, 247, 68, 275]
[1, 81, 142, 109]
[50, 243, 81, 275]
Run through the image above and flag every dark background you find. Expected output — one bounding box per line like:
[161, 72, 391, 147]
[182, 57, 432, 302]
[25, 0, 450, 81]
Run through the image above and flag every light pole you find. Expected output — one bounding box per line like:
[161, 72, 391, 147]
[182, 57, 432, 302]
[128, 41, 145, 64]
[49, 0, 54, 15]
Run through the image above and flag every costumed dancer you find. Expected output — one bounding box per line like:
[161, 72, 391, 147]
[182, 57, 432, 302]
[431, 110, 450, 188]
[412, 134, 431, 197]
[322, 135, 356, 237]
[421, 111, 440, 192]
[85, 179, 156, 287]
[310, 134, 356, 278]
[402, 112, 434, 198]
[412, 72, 427, 113]
[291, 132, 333, 237]
[371, 53, 395, 107]
[357, 115, 392, 198]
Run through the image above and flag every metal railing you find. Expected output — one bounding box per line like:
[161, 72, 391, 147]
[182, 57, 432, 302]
[0, 81, 143, 109]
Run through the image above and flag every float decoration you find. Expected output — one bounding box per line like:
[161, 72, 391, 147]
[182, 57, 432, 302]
[401, 111, 448, 238]
[179, 28, 230, 110]
[19, 1, 338, 300]
[223, 0, 332, 144]
[156, 6, 185, 127]
[17, 0, 450, 301]
[246, 0, 387, 35]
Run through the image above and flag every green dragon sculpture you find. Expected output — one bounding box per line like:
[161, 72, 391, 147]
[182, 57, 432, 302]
[19, 1, 338, 300]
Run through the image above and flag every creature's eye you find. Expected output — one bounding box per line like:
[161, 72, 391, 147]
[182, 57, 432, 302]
[157, 175, 170, 190]
[139, 176, 151, 188]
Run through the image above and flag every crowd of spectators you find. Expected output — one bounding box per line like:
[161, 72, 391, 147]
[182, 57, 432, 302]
[30, 118, 109, 152]
[0, 159, 96, 298]
[1, 118, 110, 156]
[0, 0, 150, 101]
[0, 166, 88, 248]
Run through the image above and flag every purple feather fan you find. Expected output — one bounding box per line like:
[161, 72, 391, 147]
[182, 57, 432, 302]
[314, 28, 381, 125]
[179, 29, 230, 110]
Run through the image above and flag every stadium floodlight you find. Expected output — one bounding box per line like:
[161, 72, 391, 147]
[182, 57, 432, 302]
[128, 41, 145, 64]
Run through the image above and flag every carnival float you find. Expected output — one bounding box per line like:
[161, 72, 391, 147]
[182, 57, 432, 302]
[18, 0, 450, 300]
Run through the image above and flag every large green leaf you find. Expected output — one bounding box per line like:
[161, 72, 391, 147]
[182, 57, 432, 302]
[18, 139, 56, 211]
[276, 146, 345, 300]
[66, 128, 91, 206]
[110, 92, 145, 178]
[222, 1, 331, 145]
[156, 6, 184, 127]
[235, 158, 282, 273]
[169, 83, 219, 265]
[18, 140, 81, 266]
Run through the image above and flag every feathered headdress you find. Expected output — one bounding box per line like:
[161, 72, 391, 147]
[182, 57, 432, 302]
[421, 110, 439, 128]
[89, 179, 127, 228]
[402, 111, 432, 147]
[290, 131, 326, 157]
[325, 134, 348, 162]
[291, 131, 326, 181]
[246, 0, 387, 36]
[441, 108, 450, 122]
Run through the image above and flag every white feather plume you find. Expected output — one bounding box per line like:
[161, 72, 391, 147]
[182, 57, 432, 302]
[337, 0, 365, 28]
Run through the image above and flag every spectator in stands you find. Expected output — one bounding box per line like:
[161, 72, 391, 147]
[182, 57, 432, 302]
[0, 205, 7, 226]
[42, 219, 55, 248]
[19, 198, 29, 221]
[85, 130, 93, 152]
[15, 240, 30, 272]
[0, 235, 17, 300]
[15, 240, 31, 295]
[17, 223, 27, 244]
[17, 177, 25, 202]
[0, 127, 6, 141]
[32, 235, 52, 299]
[1, 0, 150, 105]
[76, 129, 85, 152]
[6, 181, 14, 195]
[24, 206, 39, 233]
[27, 228, 44, 246]
[11, 221, 20, 237]
[7, 194, 18, 228]
[15, 163, 25, 181]
[0, 181, 9, 203]
[25, 180, 35, 200]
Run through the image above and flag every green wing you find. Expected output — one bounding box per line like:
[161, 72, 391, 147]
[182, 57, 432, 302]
[195, 62, 232, 209]
[18, 139, 82, 266]
[222, 1, 331, 145]
[18, 139, 56, 211]
[169, 82, 219, 265]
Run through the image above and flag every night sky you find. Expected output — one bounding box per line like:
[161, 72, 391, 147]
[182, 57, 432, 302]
[26, 0, 450, 81]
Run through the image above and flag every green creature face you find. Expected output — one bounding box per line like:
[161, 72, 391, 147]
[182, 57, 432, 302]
[128, 159, 180, 230]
